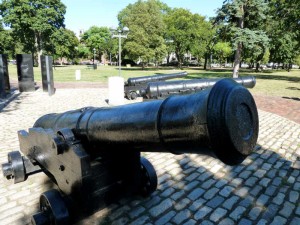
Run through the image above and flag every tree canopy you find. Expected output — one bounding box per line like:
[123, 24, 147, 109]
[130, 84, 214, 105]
[80, 26, 111, 62]
[215, 0, 270, 76]
[118, 0, 167, 68]
[164, 8, 213, 67]
[0, 0, 66, 65]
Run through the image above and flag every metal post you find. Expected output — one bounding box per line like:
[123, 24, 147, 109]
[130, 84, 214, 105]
[119, 30, 121, 76]
[110, 27, 129, 77]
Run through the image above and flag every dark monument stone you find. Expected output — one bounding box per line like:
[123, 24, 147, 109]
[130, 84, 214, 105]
[16, 54, 35, 92]
[0, 54, 11, 98]
[40, 55, 55, 96]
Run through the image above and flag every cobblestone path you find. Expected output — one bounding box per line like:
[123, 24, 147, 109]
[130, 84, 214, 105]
[0, 88, 299, 225]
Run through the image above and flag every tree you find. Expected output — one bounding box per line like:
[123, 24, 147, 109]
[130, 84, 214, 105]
[213, 42, 232, 65]
[80, 26, 111, 63]
[118, 0, 167, 68]
[0, 0, 66, 66]
[164, 8, 213, 68]
[45, 28, 79, 64]
[215, 0, 269, 77]
[268, 0, 300, 70]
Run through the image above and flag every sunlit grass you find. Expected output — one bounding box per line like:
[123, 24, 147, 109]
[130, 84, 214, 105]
[7, 64, 300, 98]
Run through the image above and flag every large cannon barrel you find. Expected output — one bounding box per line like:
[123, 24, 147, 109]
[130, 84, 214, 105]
[140, 76, 256, 99]
[126, 71, 188, 86]
[34, 78, 258, 165]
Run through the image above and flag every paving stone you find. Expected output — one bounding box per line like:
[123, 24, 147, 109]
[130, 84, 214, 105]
[209, 208, 227, 222]
[269, 216, 287, 225]
[149, 199, 173, 217]
[229, 206, 246, 221]
[206, 196, 225, 208]
[272, 192, 285, 205]
[239, 196, 254, 208]
[256, 194, 269, 207]
[257, 219, 268, 225]
[128, 206, 145, 219]
[187, 188, 205, 201]
[201, 179, 216, 189]
[154, 211, 176, 225]
[235, 187, 249, 197]
[259, 178, 271, 187]
[199, 221, 214, 225]
[112, 217, 130, 225]
[219, 218, 235, 225]
[174, 198, 190, 211]
[215, 179, 228, 188]
[189, 198, 206, 211]
[194, 206, 213, 220]
[249, 206, 263, 220]
[290, 217, 300, 225]
[239, 171, 252, 179]
[296, 206, 300, 216]
[171, 189, 185, 201]
[172, 209, 191, 224]
[128, 215, 150, 225]
[184, 181, 200, 191]
[145, 196, 161, 208]
[261, 204, 280, 221]
[289, 190, 299, 203]
[182, 219, 196, 225]
[279, 201, 295, 217]
[223, 196, 239, 210]
[203, 187, 219, 200]
[264, 185, 277, 196]
[219, 186, 234, 197]
[238, 218, 252, 225]
[160, 187, 175, 198]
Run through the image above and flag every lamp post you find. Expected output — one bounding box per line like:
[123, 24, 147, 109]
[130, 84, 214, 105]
[110, 27, 129, 76]
[93, 48, 96, 65]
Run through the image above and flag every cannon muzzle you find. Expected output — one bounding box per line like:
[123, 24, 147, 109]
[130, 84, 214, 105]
[140, 76, 256, 99]
[34, 78, 258, 165]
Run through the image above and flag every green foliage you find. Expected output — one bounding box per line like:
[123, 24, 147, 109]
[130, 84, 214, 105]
[80, 26, 111, 61]
[164, 8, 213, 67]
[118, 0, 167, 66]
[268, 0, 300, 66]
[0, 0, 66, 58]
[215, 0, 270, 75]
[46, 28, 79, 62]
[213, 42, 232, 64]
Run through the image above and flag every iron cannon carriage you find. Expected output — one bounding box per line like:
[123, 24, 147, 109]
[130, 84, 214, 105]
[2, 78, 259, 224]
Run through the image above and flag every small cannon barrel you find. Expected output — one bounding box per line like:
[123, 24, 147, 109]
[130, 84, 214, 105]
[34, 78, 258, 165]
[140, 76, 256, 99]
[126, 71, 188, 86]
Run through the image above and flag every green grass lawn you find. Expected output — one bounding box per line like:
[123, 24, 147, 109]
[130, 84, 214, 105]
[7, 64, 300, 98]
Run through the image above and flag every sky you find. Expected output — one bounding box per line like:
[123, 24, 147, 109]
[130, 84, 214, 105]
[61, 0, 224, 35]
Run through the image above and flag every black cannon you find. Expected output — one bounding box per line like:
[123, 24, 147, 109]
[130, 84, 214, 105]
[140, 76, 256, 99]
[124, 71, 188, 100]
[2, 78, 258, 225]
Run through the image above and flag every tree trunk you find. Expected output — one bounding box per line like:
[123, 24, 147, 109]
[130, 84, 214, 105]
[204, 53, 208, 70]
[35, 33, 42, 67]
[233, 42, 242, 78]
[232, 4, 244, 78]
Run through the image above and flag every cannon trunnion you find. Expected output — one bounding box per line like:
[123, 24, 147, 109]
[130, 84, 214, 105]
[2, 78, 259, 224]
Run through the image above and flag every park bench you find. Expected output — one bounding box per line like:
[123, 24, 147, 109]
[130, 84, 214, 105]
[86, 65, 94, 69]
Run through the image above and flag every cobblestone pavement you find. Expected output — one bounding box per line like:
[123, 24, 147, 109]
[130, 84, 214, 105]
[0, 88, 300, 225]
